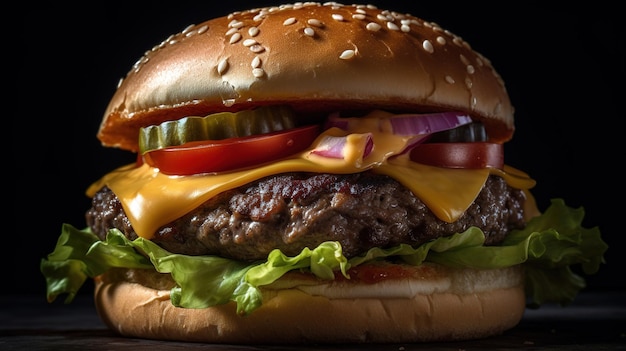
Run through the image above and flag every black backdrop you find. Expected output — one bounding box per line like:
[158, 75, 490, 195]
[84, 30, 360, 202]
[17, 1, 622, 296]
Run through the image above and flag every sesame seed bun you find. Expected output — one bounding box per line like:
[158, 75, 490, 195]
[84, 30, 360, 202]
[94, 264, 526, 343]
[98, 2, 514, 152]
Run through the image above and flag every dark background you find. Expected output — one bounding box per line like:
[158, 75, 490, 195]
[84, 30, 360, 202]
[17, 2, 622, 297]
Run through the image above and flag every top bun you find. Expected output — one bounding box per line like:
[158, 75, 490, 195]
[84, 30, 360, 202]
[99, 3, 514, 153]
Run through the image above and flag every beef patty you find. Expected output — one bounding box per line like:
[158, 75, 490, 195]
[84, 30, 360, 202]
[86, 172, 526, 261]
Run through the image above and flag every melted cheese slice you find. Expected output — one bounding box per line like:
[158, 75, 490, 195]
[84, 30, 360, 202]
[87, 117, 536, 239]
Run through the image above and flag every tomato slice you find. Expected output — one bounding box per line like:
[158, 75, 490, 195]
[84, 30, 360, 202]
[409, 142, 504, 169]
[143, 125, 320, 175]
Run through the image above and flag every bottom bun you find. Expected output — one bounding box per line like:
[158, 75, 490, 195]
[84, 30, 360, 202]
[94, 264, 526, 344]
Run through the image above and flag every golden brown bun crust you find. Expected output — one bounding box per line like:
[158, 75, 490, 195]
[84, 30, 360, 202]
[99, 3, 514, 152]
[94, 265, 526, 344]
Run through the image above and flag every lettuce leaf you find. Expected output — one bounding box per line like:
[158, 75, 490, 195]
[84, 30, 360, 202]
[40, 198, 607, 314]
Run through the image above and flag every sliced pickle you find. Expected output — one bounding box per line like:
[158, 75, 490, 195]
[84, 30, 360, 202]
[138, 106, 297, 154]
[427, 122, 488, 143]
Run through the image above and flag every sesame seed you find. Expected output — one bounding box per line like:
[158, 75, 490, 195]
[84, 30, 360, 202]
[352, 14, 366, 20]
[181, 24, 195, 35]
[465, 77, 473, 89]
[400, 24, 410, 32]
[304, 27, 315, 36]
[252, 68, 265, 78]
[445, 76, 455, 84]
[387, 22, 399, 31]
[460, 54, 470, 66]
[340, 49, 356, 60]
[251, 56, 261, 68]
[164, 34, 175, 43]
[217, 58, 228, 75]
[355, 8, 366, 14]
[196, 25, 208, 34]
[283, 17, 297, 25]
[249, 44, 265, 53]
[467, 65, 475, 74]
[229, 20, 244, 29]
[422, 40, 434, 53]
[307, 18, 323, 27]
[436, 36, 446, 45]
[225, 27, 238, 36]
[248, 26, 259, 36]
[332, 13, 344, 21]
[229, 32, 242, 44]
[366, 22, 381, 31]
[243, 39, 258, 47]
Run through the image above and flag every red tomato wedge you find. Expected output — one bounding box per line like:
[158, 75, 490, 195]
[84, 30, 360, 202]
[409, 142, 504, 169]
[143, 125, 320, 175]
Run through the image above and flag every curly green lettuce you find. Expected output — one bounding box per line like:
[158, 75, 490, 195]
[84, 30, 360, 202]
[41, 199, 607, 315]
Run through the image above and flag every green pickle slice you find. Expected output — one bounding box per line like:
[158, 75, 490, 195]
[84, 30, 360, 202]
[139, 106, 297, 154]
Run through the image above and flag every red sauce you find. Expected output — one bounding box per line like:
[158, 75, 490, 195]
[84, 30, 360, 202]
[334, 262, 438, 284]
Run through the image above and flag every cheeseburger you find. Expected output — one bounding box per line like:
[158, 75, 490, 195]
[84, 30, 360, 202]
[41, 2, 607, 344]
